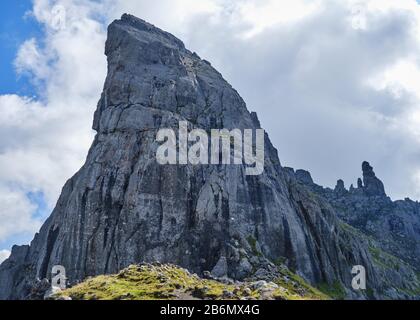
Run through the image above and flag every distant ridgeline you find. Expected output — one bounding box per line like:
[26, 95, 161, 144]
[285, 161, 420, 274]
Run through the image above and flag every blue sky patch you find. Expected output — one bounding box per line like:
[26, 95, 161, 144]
[27, 190, 50, 220]
[0, 0, 43, 97]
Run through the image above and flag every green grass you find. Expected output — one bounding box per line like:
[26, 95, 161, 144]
[57, 264, 234, 300]
[275, 267, 330, 300]
[247, 236, 262, 257]
[368, 245, 403, 270]
[318, 281, 346, 300]
[397, 286, 420, 297]
[273, 257, 287, 266]
[55, 263, 330, 300]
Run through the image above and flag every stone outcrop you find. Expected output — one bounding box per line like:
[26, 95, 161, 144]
[0, 14, 418, 300]
[334, 180, 347, 195]
[361, 161, 386, 197]
[295, 170, 314, 185]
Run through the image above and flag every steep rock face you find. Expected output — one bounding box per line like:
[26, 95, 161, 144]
[286, 168, 420, 298]
[0, 14, 418, 300]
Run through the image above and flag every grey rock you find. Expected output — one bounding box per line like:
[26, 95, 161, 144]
[27, 278, 50, 300]
[295, 170, 314, 185]
[211, 256, 228, 278]
[218, 277, 235, 285]
[44, 286, 62, 300]
[55, 295, 72, 301]
[253, 268, 269, 278]
[237, 258, 253, 278]
[243, 288, 252, 296]
[362, 161, 386, 196]
[222, 289, 234, 298]
[249, 280, 267, 290]
[334, 179, 347, 195]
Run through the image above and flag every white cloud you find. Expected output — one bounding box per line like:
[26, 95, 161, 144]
[368, 60, 420, 99]
[2, 0, 420, 250]
[0, 250, 11, 264]
[0, 185, 41, 242]
[0, 0, 107, 246]
[235, 0, 323, 37]
[169, 0, 420, 200]
[14, 38, 51, 82]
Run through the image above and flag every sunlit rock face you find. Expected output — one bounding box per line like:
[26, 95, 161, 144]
[0, 14, 418, 300]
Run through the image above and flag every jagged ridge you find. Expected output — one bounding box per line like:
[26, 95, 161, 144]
[290, 161, 420, 273]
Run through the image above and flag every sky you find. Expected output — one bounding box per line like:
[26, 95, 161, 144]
[1, 0, 420, 263]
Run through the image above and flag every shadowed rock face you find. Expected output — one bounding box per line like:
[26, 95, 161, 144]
[334, 180, 347, 195]
[301, 162, 420, 275]
[0, 14, 418, 300]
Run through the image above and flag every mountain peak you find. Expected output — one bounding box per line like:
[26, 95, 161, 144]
[334, 179, 347, 194]
[105, 14, 185, 57]
[361, 161, 386, 197]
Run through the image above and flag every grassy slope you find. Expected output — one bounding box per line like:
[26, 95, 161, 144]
[56, 264, 329, 300]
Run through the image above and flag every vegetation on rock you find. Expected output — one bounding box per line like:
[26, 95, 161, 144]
[56, 263, 329, 300]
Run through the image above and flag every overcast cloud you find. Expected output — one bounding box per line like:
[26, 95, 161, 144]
[1, 0, 420, 251]
[0, 250, 10, 264]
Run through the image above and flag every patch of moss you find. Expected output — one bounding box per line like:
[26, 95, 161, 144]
[339, 222, 366, 238]
[318, 281, 346, 300]
[273, 257, 287, 266]
[57, 264, 236, 300]
[397, 282, 420, 297]
[306, 191, 319, 202]
[275, 267, 330, 300]
[56, 263, 330, 301]
[368, 245, 403, 270]
[365, 287, 374, 299]
[246, 236, 262, 257]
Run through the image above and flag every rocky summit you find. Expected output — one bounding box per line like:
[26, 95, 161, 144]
[0, 14, 419, 300]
